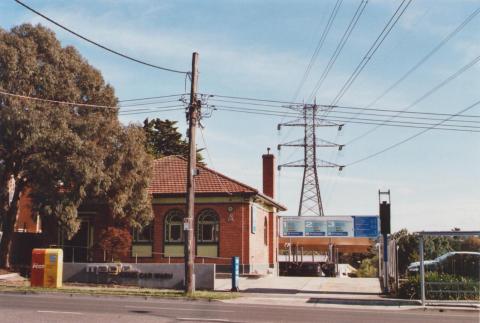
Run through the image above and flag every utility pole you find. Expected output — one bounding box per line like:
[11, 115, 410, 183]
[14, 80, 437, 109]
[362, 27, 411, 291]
[185, 52, 199, 294]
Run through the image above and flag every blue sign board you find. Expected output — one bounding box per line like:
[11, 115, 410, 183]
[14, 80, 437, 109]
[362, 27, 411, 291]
[280, 216, 379, 238]
[283, 218, 304, 236]
[353, 216, 379, 237]
[305, 220, 326, 236]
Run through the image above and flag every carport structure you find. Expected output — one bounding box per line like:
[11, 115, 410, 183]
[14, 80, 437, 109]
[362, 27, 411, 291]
[278, 216, 379, 276]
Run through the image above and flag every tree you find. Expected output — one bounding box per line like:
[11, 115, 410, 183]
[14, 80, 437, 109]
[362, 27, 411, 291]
[461, 237, 480, 252]
[143, 118, 204, 163]
[96, 227, 132, 261]
[0, 24, 152, 268]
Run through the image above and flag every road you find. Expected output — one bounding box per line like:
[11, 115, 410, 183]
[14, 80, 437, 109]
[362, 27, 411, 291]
[0, 293, 477, 323]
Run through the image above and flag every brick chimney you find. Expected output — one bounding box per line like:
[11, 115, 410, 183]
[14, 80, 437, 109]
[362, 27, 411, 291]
[262, 148, 275, 199]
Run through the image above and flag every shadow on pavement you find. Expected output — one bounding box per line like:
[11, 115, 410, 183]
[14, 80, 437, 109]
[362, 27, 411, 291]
[307, 298, 418, 306]
[242, 288, 381, 296]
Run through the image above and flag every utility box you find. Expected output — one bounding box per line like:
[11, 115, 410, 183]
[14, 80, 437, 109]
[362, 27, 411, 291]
[31, 249, 63, 288]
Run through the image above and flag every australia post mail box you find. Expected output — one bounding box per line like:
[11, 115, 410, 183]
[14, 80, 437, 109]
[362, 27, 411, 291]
[31, 248, 63, 288]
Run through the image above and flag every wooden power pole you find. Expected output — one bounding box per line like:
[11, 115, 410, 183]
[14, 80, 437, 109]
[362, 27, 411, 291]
[185, 52, 199, 294]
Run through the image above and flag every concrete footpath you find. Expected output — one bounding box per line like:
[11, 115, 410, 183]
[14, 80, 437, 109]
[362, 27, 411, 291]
[2, 273, 478, 312]
[216, 276, 480, 311]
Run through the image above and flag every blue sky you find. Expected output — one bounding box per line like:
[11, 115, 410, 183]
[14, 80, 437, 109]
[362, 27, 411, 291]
[1, 0, 479, 232]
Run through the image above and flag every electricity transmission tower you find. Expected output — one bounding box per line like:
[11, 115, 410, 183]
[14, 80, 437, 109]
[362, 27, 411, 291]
[278, 104, 344, 216]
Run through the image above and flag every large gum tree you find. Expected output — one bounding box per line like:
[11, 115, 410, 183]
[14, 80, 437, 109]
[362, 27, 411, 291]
[0, 24, 153, 268]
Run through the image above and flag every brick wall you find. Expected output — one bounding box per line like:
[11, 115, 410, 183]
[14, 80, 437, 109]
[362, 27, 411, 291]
[122, 202, 253, 269]
[248, 204, 270, 273]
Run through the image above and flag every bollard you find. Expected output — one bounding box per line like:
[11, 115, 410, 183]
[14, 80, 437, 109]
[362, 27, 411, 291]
[231, 256, 239, 292]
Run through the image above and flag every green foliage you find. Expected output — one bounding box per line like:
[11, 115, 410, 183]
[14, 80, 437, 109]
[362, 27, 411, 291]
[143, 118, 203, 163]
[0, 24, 152, 267]
[392, 228, 476, 277]
[461, 237, 480, 252]
[357, 257, 378, 277]
[398, 272, 479, 300]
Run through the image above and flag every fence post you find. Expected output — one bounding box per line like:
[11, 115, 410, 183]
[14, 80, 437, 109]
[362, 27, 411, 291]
[419, 235, 426, 306]
[72, 247, 75, 264]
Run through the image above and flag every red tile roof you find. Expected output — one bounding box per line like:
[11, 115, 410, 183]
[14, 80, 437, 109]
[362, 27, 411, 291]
[148, 155, 257, 195]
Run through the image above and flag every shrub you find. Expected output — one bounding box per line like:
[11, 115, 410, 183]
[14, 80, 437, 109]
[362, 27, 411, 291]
[97, 227, 132, 262]
[398, 272, 479, 300]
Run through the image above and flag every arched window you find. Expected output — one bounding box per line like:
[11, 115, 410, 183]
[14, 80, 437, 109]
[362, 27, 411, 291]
[164, 209, 185, 243]
[197, 209, 219, 243]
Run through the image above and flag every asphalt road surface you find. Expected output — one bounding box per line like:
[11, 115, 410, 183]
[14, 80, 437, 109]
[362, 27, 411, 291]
[0, 293, 477, 323]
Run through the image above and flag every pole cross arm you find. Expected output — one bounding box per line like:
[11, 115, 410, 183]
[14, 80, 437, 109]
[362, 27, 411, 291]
[278, 159, 344, 170]
[278, 138, 344, 150]
[317, 159, 345, 169]
[277, 118, 304, 130]
[277, 159, 305, 170]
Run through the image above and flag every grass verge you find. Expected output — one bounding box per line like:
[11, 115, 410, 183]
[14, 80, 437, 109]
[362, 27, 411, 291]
[0, 284, 239, 300]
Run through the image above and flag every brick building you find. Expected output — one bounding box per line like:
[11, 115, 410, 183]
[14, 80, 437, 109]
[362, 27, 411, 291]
[126, 154, 285, 274]
[12, 153, 286, 274]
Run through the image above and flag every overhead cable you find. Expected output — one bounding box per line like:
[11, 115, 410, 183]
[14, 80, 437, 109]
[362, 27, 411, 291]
[328, 0, 413, 107]
[291, 0, 343, 102]
[307, 0, 369, 102]
[14, 0, 189, 75]
[346, 99, 480, 166]
[354, 6, 480, 114]
[0, 89, 117, 109]
[208, 97, 480, 119]
[345, 53, 480, 144]
[118, 107, 184, 116]
[213, 105, 480, 132]
[119, 93, 187, 102]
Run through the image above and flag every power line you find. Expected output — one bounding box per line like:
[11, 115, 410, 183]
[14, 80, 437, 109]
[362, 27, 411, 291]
[0, 89, 117, 109]
[199, 127, 232, 195]
[205, 93, 303, 106]
[354, 6, 480, 114]
[328, 0, 413, 107]
[346, 99, 480, 166]
[307, 0, 369, 102]
[209, 97, 480, 119]
[345, 52, 480, 144]
[14, 0, 189, 75]
[213, 105, 480, 132]
[119, 99, 183, 108]
[118, 107, 184, 116]
[118, 93, 187, 103]
[291, 0, 343, 102]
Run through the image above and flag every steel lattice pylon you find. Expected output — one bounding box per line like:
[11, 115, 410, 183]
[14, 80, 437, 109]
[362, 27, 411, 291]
[278, 104, 344, 216]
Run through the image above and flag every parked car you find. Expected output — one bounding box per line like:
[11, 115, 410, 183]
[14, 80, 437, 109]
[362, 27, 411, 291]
[408, 251, 480, 279]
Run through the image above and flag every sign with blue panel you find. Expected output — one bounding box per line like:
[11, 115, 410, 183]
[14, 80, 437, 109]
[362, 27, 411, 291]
[280, 216, 379, 238]
[282, 217, 304, 236]
[327, 220, 352, 236]
[353, 216, 379, 237]
[305, 220, 326, 236]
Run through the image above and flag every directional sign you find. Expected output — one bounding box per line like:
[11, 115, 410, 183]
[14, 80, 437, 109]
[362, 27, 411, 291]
[305, 220, 326, 236]
[353, 216, 379, 238]
[282, 217, 304, 236]
[280, 216, 379, 238]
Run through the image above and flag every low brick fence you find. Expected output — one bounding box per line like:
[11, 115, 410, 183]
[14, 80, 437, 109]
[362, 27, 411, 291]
[63, 263, 216, 290]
